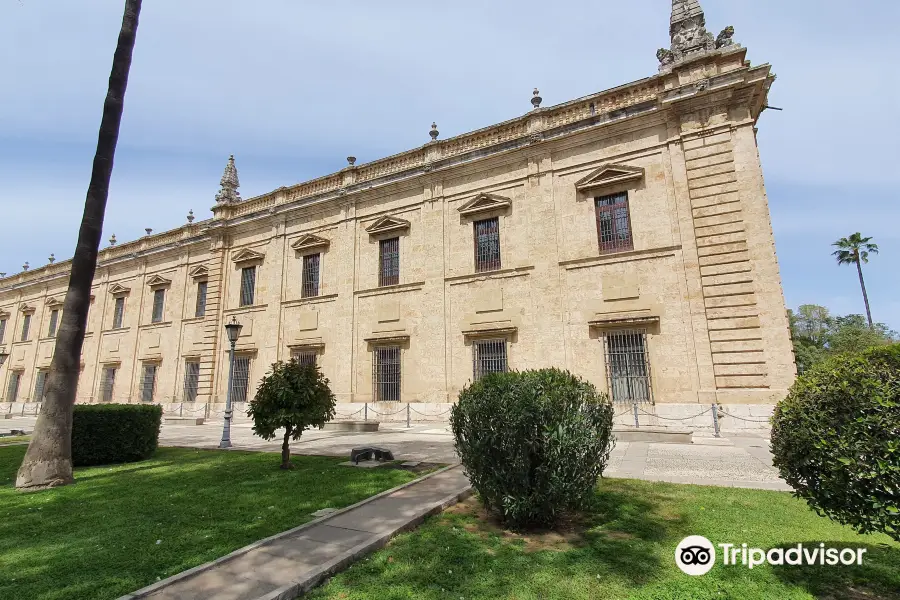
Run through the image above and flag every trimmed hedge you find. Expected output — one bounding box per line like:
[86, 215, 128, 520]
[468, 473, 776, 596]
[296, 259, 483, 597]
[771, 344, 900, 541]
[451, 368, 615, 529]
[72, 404, 162, 467]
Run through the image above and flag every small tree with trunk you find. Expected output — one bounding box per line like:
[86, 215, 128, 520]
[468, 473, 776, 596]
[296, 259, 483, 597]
[248, 359, 336, 469]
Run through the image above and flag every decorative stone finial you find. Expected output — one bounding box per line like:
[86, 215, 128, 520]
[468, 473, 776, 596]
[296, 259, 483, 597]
[660, 0, 719, 69]
[187, 210, 195, 223]
[429, 122, 439, 141]
[48, 254, 55, 264]
[145, 228, 153, 236]
[109, 234, 117, 246]
[347, 156, 356, 166]
[531, 88, 542, 109]
[22, 262, 29, 271]
[215, 154, 242, 204]
[716, 26, 735, 49]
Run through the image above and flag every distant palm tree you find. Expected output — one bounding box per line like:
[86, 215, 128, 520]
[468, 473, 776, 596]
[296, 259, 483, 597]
[16, 0, 142, 491]
[832, 233, 879, 328]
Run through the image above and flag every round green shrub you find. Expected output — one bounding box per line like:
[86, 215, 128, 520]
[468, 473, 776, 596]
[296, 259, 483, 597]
[72, 404, 162, 466]
[771, 344, 900, 541]
[450, 368, 615, 529]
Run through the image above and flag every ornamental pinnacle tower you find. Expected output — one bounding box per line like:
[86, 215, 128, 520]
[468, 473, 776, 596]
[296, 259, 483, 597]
[0, 4, 793, 426]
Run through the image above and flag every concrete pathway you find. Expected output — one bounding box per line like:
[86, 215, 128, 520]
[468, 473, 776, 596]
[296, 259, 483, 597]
[3, 416, 789, 490]
[120, 464, 472, 600]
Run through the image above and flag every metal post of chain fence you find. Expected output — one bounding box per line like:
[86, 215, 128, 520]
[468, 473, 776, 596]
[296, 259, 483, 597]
[712, 403, 721, 438]
[364, 402, 368, 422]
[632, 402, 639, 428]
[406, 403, 411, 428]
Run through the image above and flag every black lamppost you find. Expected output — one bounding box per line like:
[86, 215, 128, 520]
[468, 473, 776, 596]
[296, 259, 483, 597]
[219, 317, 242, 449]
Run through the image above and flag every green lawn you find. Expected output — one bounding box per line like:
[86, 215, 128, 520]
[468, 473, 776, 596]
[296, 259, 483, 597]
[0, 445, 424, 600]
[0, 435, 30, 446]
[309, 479, 900, 600]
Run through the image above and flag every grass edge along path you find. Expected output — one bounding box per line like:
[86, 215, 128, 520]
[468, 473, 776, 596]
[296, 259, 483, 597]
[0, 445, 427, 600]
[308, 478, 900, 600]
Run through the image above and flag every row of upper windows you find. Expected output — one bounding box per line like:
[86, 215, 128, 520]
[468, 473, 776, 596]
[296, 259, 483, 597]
[0, 309, 61, 344]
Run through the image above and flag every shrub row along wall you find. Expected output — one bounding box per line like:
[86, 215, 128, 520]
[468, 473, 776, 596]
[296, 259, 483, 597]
[72, 404, 162, 467]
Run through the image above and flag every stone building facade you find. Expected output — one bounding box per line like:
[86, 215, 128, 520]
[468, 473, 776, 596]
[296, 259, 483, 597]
[0, 1, 795, 422]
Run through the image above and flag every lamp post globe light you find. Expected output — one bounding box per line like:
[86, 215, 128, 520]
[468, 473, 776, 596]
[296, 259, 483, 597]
[220, 317, 243, 449]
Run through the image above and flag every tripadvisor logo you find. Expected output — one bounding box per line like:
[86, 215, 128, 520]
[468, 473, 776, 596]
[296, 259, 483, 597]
[675, 536, 867, 576]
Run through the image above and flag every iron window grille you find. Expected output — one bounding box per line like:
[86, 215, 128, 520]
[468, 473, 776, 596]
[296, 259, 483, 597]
[372, 345, 401, 402]
[151, 289, 165, 323]
[195, 281, 208, 317]
[301, 253, 321, 298]
[140, 363, 158, 402]
[595, 192, 634, 254]
[474, 217, 502, 273]
[602, 329, 653, 404]
[7, 371, 21, 401]
[291, 349, 318, 368]
[240, 267, 256, 307]
[99, 367, 116, 403]
[112, 296, 125, 329]
[48, 310, 59, 337]
[230, 356, 251, 403]
[379, 237, 400, 287]
[183, 361, 200, 402]
[20, 314, 31, 341]
[473, 338, 509, 381]
[0, 318, 6, 344]
[34, 370, 48, 401]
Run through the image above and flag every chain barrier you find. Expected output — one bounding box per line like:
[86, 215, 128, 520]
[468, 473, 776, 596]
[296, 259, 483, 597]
[366, 405, 408, 417]
[718, 409, 772, 424]
[408, 405, 453, 418]
[636, 406, 713, 421]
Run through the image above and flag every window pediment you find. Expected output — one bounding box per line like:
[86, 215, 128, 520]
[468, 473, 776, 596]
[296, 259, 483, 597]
[366, 216, 410, 237]
[45, 296, 64, 308]
[19, 304, 36, 314]
[146, 274, 172, 288]
[108, 283, 131, 296]
[457, 193, 512, 217]
[231, 248, 265, 265]
[575, 164, 645, 193]
[0, 309, 10, 319]
[291, 234, 330, 253]
[188, 265, 209, 280]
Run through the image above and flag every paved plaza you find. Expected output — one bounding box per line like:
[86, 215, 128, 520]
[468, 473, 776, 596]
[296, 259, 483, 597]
[3, 416, 789, 491]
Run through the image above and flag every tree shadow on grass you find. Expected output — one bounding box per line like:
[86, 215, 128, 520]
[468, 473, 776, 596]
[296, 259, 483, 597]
[768, 540, 900, 600]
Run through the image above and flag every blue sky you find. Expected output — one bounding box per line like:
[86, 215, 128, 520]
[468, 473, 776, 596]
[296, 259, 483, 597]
[1, 1, 897, 330]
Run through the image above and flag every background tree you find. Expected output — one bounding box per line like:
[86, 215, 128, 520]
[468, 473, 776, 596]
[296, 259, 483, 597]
[17, 0, 142, 491]
[833, 233, 879, 328]
[248, 360, 336, 469]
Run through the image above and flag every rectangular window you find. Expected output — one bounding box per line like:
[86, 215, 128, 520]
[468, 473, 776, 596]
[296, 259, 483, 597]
[99, 367, 117, 403]
[372, 345, 401, 402]
[291, 349, 318, 368]
[195, 281, 208, 317]
[140, 363, 158, 402]
[20, 314, 31, 341]
[230, 356, 251, 403]
[301, 253, 321, 298]
[595, 192, 634, 253]
[240, 267, 256, 307]
[379, 237, 400, 287]
[151, 289, 165, 323]
[602, 329, 652, 404]
[7, 371, 22, 401]
[112, 296, 126, 329]
[34, 369, 48, 401]
[183, 361, 200, 402]
[48, 310, 59, 337]
[0, 318, 6, 344]
[474, 217, 502, 273]
[473, 338, 508, 381]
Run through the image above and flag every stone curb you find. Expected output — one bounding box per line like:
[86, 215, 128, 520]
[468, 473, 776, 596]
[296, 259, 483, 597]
[118, 463, 466, 600]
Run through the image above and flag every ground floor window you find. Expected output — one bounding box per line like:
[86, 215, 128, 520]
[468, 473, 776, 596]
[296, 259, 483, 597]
[602, 329, 652, 404]
[472, 338, 508, 381]
[183, 361, 200, 402]
[140, 363, 158, 402]
[230, 356, 251, 403]
[6, 371, 22, 401]
[372, 345, 401, 402]
[291, 349, 318, 368]
[99, 366, 116, 403]
[33, 369, 48, 401]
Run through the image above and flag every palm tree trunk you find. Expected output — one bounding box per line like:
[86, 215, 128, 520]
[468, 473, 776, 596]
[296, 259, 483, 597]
[16, 0, 142, 491]
[856, 260, 874, 329]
